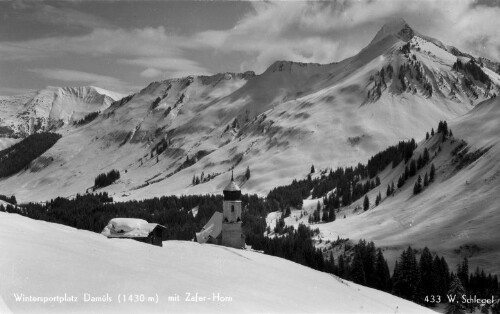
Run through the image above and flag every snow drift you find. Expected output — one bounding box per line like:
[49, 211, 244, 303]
[0, 212, 435, 314]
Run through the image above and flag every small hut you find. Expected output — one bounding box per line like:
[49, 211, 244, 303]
[101, 218, 166, 247]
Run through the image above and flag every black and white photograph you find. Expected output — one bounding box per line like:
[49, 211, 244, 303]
[1, 0, 500, 313]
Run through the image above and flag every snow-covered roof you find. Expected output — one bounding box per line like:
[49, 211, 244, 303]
[196, 212, 222, 244]
[101, 218, 166, 238]
[223, 180, 240, 192]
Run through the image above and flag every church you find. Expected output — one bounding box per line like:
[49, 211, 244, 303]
[195, 172, 245, 249]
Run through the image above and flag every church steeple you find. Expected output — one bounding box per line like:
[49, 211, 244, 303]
[223, 171, 241, 200]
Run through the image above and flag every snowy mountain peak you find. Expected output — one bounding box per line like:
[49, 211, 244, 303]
[370, 17, 415, 45]
[0, 85, 121, 136]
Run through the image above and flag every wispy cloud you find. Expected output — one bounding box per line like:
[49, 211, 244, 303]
[119, 57, 210, 79]
[2, 0, 500, 95]
[10, 0, 112, 30]
[187, 0, 500, 72]
[26, 68, 135, 94]
[2, 26, 210, 80]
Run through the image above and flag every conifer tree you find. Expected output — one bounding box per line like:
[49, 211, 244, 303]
[446, 274, 466, 314]
[391, 181, 395, 194]
[375, 248, 392, 292]
[413, 175, 422, 194]
[409, 159, 417, 176]
[419, 247, 436, 299]
[426, 132, 429, 140]
[338, 254, 346, 277]
[423, 148, 430, 164]
[351, 249, 367, 285]
[376, 176, 381, 186]
[430, 163, 436, 182]
[322, 210, 329, 222]
[392, 247, 420, 302]
[424, 172, 429, 187]
[398, 175, 405, 188]
[417, 154, 423, 169]
[245, 166, 251, 180]
[363, 195, 370, 211]
[329, 206, 336, 222]
[458, 257, 469, 290]
[375, 192, 382, 206]
[431, 128, 435, 136]
[311, 165, 315, 173]
[386, 184, 392, 197]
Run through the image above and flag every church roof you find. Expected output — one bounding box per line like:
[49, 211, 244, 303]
[196, 212, 222, 244]
[224, 180, 241, 192]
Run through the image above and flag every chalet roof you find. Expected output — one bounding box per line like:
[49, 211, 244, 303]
[195, 212, 222, 244]
[101, 218, 166, 239]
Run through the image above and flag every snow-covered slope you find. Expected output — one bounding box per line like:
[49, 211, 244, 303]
[0, 86, 123, 136]
[0, 212, 435, 314]
[0, 138, 21, 151]
[0, 20, 499, 203]
[278, 96, 500, 275]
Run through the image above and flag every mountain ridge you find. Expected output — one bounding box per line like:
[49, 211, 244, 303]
[0, 19, 499, 204]
[0, 86, 122, 137]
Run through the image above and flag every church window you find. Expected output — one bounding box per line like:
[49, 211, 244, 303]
[231, 205, 235, 212]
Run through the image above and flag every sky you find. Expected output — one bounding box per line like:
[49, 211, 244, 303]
[1, 0, 499, 96]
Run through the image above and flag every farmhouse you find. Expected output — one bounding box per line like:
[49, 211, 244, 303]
[101, 218, 166, 247]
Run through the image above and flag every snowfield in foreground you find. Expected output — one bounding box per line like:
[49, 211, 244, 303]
[0, 212, 435, 314]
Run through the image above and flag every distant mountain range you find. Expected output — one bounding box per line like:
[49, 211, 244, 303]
[1, 18, 498, 204]
[0, 86, 122, 137]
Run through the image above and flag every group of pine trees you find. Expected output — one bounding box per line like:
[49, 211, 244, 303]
[0, 132, 62, 178]
[412, 163, 435, 195]
[150, 96, 162, 110]
[396, 150, 433, 189]
[452, 58, 491, 85]
[308, 200, 336, 224]
[268, 139, 417, 216]
[397, 120, 454, 195]
[73, 111, 99, 126]
[192, 171, 220, 186]
[3, 181, 499, 311]
[0, 194, 17, 205]
[94, 169, 120, 189]
[341, 243, 499, 312]
[437, 120, 453, 139]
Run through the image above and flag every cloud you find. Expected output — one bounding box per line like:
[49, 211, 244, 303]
[10, 0, 112, 30]
[26, 68, 135, 93]
[1, 27, 180, 59]
[140, 68, 163, 78]
[2, 26, 210, 80]
[187, 0, 500, 73]
[3, 0, 500, 94]
[120, 57, 210, 79]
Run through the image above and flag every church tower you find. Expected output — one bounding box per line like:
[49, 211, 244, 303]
[221, 172, 245, 248]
